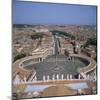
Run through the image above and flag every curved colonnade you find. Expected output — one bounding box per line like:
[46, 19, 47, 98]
[70, 54, 96, 79]
[13, 49, 96, 84]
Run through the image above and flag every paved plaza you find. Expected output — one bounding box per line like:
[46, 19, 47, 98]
[24, 54, 87, 80]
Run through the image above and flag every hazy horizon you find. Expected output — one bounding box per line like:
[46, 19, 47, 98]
[13, 23, 96, 26]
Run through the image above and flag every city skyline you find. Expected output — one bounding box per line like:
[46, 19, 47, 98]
[13, 0, 97, 25]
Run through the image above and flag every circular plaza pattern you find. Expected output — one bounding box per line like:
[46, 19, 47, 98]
[23, 54, 88, 80]
[13, 52, 96, 82]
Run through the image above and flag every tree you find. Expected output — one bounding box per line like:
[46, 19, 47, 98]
[81, 37, 97, 49]
[14, 53, 26, 62]
[51, 30, 75, 40]
[31, 32, 43, 40]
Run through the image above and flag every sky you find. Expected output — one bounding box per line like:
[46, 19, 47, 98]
[13, 0, 97, 25]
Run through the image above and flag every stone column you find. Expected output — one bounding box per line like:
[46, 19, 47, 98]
[43, 75, 46, 81]
[61, 74, 64, 80]
[67, 74, 69, 80]
[57, 74, 59, 80]
[78, 74, 81, 80]
[70, 74, 72, 80]
[47, 75, 50, 81]
[52, 74, 55, 80]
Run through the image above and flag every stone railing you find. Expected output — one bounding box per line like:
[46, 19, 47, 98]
[13, 73, 85, 85]
[13, 52, 96, 85]
[70, 54, 96, 79]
